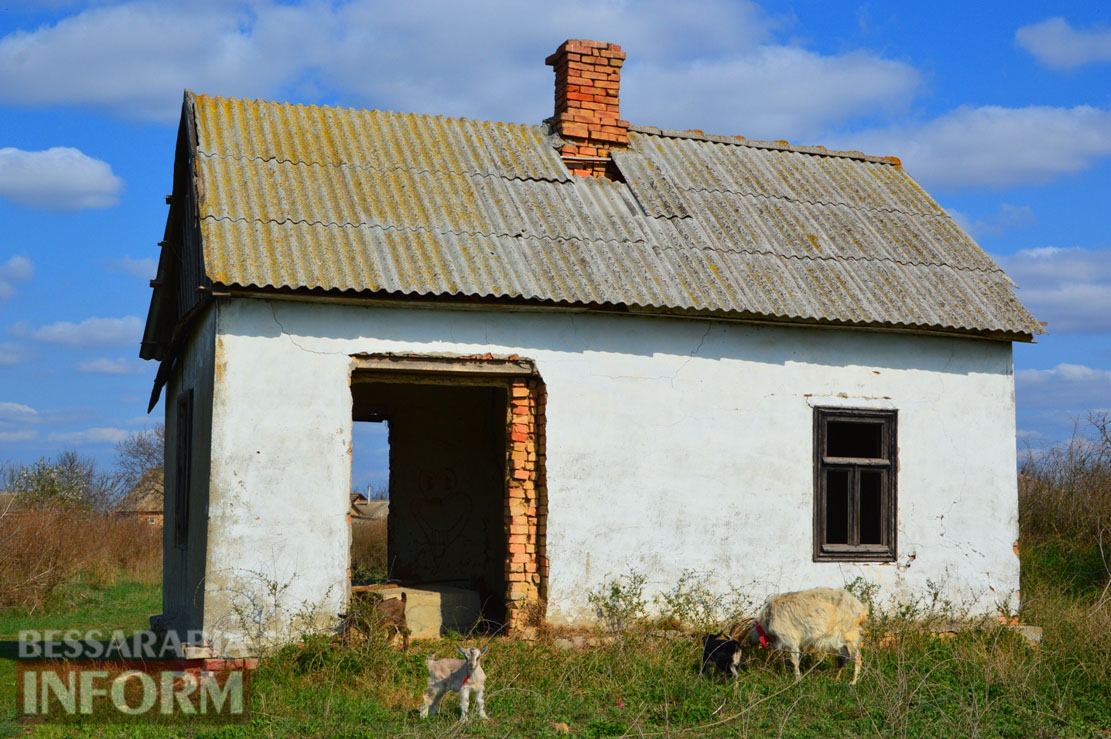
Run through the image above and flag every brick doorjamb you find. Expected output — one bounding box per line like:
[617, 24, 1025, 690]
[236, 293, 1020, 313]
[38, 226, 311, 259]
[505, 375, 547, 630]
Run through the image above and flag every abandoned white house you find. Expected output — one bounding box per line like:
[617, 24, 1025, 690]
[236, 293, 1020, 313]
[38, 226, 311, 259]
[140, 40, 1041, 653]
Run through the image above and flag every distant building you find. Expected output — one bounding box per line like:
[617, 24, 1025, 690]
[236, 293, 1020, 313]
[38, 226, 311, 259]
[350, 492, 388, 521]
[116, 469, 164, 527]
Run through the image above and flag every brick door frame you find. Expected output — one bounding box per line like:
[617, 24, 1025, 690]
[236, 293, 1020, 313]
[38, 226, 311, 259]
[350, 353, 547, 632]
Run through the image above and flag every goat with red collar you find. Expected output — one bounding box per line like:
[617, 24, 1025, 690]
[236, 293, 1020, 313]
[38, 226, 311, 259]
[419, 645, 489, 720]
[732, 587, 867, 685]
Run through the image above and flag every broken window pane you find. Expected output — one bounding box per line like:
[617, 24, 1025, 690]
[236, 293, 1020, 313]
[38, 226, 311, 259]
[826, 420, 883, 458]
[859, 470, 883, 544]
[825, 469, 849, 544]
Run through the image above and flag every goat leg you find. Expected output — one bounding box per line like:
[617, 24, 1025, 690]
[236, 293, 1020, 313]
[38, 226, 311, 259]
[789, 647, 802, 679]
[419, 689, 438, 718]
[459, 685, 471, 720]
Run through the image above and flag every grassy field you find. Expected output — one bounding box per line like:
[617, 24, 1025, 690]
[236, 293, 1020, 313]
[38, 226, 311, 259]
[1, 548, 1108, 736]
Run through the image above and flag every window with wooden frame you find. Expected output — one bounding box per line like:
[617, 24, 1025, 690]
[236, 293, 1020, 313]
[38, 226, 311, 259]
[174, 389, 194, 549]
[814, 407, 897, 561]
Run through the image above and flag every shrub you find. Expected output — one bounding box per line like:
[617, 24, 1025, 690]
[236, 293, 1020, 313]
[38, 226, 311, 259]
[588, 570, 648, 634]
[3, 451, 114, 512]
[657, 569, 753, 632]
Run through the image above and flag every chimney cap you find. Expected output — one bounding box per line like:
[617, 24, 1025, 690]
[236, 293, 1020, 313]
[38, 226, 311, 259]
[545, 39, 624, 66]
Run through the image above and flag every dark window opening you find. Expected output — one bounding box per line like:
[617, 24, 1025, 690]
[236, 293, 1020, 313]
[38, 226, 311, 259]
[814, 407, 896, 561]
[173, 389, 193, 549]
[825, 469, 849, 544]
[826, 421, 883, 459]
[859, 470, 884, 545]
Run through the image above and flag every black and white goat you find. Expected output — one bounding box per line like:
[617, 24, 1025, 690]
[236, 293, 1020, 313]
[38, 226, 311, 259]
[700, 631, 744, 678]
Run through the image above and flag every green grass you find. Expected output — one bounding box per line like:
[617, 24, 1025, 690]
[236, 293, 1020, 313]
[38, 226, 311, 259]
[0, 578, 160, 639]
[234, 612, 1111, 737]
[0, 578, 161, 736]
[1, 558, 1109, 736]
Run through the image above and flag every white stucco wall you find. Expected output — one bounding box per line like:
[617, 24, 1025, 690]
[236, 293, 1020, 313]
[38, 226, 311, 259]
[201, 296, 1020, 645]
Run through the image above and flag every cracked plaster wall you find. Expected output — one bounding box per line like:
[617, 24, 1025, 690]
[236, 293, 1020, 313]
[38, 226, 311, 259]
[198, 297, 1019, 638]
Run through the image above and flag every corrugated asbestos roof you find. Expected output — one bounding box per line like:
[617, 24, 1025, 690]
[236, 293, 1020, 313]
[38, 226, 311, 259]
[186, 93, 1042, 339]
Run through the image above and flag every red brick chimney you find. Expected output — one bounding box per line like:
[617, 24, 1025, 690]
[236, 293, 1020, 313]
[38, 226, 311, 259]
[545, 40, 630, 178]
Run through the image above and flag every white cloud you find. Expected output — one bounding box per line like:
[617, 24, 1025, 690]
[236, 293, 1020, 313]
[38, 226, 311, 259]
[995, 247, 1111, 333]
[0, 0, 919, 138]
[1015, 363, 1111, 410]
[0, 255, 33, 299]
[1016, 17, 1111, 70]
[949, 203, 1036, 238]
[624, 46, 919, 141]
[839, 105, 1111, 189]
[0, 2, 318, 121]
[1018, 363, 1111, 384]
[109, 256, 157, 279]
[0, 342, 29, 366]
[29, 315, 142, 346]
[46, 427, 129, 444]
[0, 401, 40, 441]
[76, 357, 148, 374]
[0, 401, 38, 422]
[0, 147, 122, 209]
[324, 0, 917, 138]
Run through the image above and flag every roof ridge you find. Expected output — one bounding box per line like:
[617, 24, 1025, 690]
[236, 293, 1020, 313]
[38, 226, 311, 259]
[203, 214, 1005, 274]
[629, 125, 902, 165]
[194, 92, 901, 166]
[192, 91, 547, 134]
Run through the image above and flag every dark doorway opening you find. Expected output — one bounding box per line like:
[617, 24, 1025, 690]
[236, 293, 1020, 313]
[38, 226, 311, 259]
[351, 379, 508, 626]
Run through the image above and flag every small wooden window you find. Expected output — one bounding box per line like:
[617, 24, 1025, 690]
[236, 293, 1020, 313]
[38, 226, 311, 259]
[174, 389, 194, 549]
[814, 407, 897, 561]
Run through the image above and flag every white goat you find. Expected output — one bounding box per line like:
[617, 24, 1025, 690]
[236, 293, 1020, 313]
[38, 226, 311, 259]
[419, 645, 489, 720]
[741, 587, 867, 685]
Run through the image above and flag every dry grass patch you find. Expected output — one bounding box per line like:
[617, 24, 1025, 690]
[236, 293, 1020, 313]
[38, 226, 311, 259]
[0, 509, 160, 612]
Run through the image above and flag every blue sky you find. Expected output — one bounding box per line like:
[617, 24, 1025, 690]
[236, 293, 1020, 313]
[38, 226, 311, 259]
[1, 1, 1109, 491]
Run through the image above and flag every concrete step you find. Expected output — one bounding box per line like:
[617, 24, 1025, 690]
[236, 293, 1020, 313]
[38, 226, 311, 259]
[388, 584, 481, 640]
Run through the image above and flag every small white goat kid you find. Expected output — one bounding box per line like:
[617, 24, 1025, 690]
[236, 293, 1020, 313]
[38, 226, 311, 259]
[419, 645, 489, 720]
[743, 587, 867, 685]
